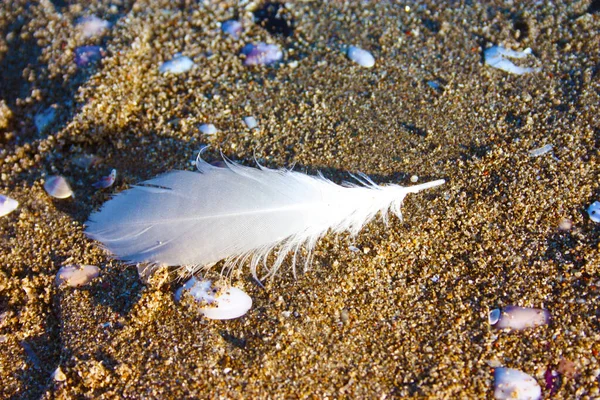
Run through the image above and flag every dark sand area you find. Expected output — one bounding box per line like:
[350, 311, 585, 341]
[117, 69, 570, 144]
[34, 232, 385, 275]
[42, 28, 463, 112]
[1, 0, 599, 398]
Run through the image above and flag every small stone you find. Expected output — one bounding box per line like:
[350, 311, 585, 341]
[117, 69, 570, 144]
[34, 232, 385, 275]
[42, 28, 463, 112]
[199, 124, 218, 135]
[52, 366, 67, 382]
[243, 116, 258, 129]
[241, 43, 282, 66]
[347, 46, 375, 68]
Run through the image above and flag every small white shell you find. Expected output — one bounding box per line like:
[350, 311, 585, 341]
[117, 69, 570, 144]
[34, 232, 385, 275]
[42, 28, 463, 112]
[588, 201, 600, 223]
[243, 116, 258, 129]
[199, 123, 218, 135]
[347, 46, 375, 68]
[175, 277, 252, 320]
[241, 43, 282, 66]
[529, 144, 553, 157]
[494, 367, 541, 400]
[55, 265, 100, 287]
[490, 306, 550, 331]
[159, 55, 195, 74]
[77, 16, 110, 38]
[93, 169, 117, 189]
[0, 194, 18, 217]
[484, 45, 541, 75]
[44, 176, 73, 199]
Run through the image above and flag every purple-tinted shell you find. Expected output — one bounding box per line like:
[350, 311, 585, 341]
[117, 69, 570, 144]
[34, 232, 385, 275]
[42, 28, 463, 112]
[93, 169, 117, 189]
[490, 306, 550, 331]
[241, 43, 282, 66]
[75, 46, 104, 67]
[222, 20, 242, 39]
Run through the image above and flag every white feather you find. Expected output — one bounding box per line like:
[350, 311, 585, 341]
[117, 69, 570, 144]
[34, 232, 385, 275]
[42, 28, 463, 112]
[85, 157, 444, 280]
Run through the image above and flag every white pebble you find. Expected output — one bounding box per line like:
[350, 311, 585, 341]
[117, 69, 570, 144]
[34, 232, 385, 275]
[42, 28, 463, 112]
[0, 194, 18, 217]
[175, 277, 252, 320]
[494, 367, 541, 400]
[588, 201, 600, 223]
[484, 45, 541, 75]
[489, 306, 550, 331]
[34, 106, 57, 134]
[55, 265, 100, 287]
[159, 55, 195, 74]
[243, 116, 258, 129]
[44, 176, 73, 199]
[529, 144, 553, 157]
[347, 46, 375, 68]
[199, 123, 218, 135]
[410, 175, 419, 183]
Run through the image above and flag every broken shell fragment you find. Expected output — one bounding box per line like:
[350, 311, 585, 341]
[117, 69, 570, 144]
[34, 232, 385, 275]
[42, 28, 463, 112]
[52, 366, 67, 382]
[159, 54, 195, 74]
[44, 176, 73, 199]
[93, 169, 117, 189]
[174, 277, 252, 320]
[484, 45, 541, 75]
[199, 123, 218, 135]
[241, 43, 282, 66]
[221, 20, 242, 39]
[0, 194, 18, 217]
[588, 201, 600, 223]
[494, 367, 541, 400]
[347, 46, 375, 68]
[55, 265, 100, 287]
[76, 16, 110, 39]
[490, 306, 550, 331]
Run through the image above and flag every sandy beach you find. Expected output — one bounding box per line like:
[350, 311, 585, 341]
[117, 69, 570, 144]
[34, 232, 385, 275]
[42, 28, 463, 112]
[1, 0, 599, 398]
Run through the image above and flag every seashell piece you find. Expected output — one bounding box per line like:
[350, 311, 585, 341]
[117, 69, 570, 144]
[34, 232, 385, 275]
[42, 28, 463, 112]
[75, 46, 104, 67]
[199, 123, 218, 135]
[484, 45, 541, 75]
[44, 176, 73, 199]
[221, 20, 242, 39]
[491, 306, 549, 331]
[52, 366, 67, 382]
[347, 46, 375, 68]
[241, 43, 282, 66]
[93, 169, 117, 189]
[588, 201, 600, 223]
[175, 277, 252, 320]
[34, 106, 57, 134]
[55, 265, 100, 287]
[529, 144, 553, 157]
[77, 16, 110, 39]
[0, 194, 18, 217]
[494, 367, 541, 400]
[159, 54, 195, 74]
[243, 116, 258, 129]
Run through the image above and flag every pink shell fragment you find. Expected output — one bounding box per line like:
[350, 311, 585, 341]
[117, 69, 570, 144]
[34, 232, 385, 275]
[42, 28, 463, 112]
[44, 176, 73, 199]
[490, 306, 550, 331]
[55, 265, 100, 287]
[241, 43, 282, 66]
[0, 194, 18, 217]
[93, 169, 117, 189]
[77, 16, 110, 38]
[75, 46, 104, 67]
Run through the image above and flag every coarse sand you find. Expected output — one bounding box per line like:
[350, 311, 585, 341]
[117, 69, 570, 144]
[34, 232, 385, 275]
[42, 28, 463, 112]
[0, 0, 599, 398]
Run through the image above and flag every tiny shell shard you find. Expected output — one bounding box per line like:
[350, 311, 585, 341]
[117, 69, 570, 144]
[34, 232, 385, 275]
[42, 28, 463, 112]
[494, 367, 541, 400]
[55, 265, 100, 287]
[75, 46, 104, 67]
[0, 194, 18, 217]
[221, 20, 242, 39]
[484, 45, 541, 75]
[199, 123, 218, 135]
[159, 55, 195, 74]
[77, 16, 110, 38]
[175, 277, 252, 320]
[241, 43, 282, 66]
[44, 176, 73, 199]
[93, 169, 117, 189]
[347, 46, 375, 68]
[490, 306, 550, 331]
[588, 201, 600, 223]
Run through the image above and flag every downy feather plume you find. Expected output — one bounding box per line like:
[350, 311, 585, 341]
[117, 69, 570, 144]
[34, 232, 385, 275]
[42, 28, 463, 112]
[85, 156, 445, 280]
